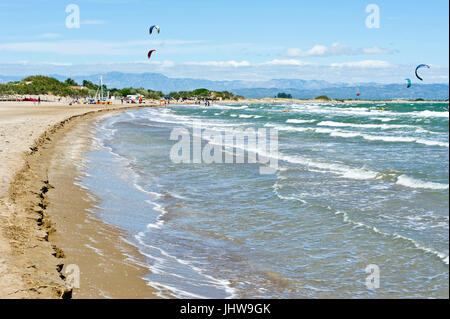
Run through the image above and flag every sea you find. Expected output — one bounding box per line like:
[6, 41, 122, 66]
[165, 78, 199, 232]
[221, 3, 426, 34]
[76, 102, 449, 298]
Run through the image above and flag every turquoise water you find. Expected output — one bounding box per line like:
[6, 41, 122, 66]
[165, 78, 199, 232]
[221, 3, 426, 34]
[78, 102, 449, 298]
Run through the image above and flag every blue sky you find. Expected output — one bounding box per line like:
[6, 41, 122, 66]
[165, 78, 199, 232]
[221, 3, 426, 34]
[0, 0, 448, 83]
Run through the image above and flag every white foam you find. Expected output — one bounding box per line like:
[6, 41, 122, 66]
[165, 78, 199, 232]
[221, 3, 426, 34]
[288, 104, 450, 119]
[335, 211, 449, 265]
[279, 154, 380, 180]
[317, 121, 415, 130]
[135, 235, 237, 299]
[208, 104, 249, 110]
[415, 139, 449, 147]
[412, 110, 449, 118]
[396, 175, 449, 190]
[375, 117, 395, 122]
[145, 199, 168, 229]
[269, 124, 449, 148]
[286, 119, 316, 124]
[272, 178, 308, 203]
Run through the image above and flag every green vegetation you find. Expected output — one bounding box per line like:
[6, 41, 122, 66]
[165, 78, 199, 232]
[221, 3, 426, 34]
[276, 92, 292, 99]
[314, 95, 331, 101]
[167, 88, 242, 101]
[0, 76, 89, 97]
[65, 78, 78, 86]
[0, 76, 243, 101]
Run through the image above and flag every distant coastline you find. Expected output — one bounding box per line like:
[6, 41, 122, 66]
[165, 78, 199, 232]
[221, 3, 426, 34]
[215, 98, 449, 105]
[1, 74, 449, 102]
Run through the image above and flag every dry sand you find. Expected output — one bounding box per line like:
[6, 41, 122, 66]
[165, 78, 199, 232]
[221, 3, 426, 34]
[0, 102, 159, 298]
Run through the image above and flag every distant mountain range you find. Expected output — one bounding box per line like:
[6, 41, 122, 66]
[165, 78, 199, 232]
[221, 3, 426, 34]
[1, 72, 448, 100]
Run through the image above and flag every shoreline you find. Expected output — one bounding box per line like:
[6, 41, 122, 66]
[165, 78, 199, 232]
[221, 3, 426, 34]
[39, 112, 159, 298]
[1, 100, 447, 299]
[0, 104, 159, 298]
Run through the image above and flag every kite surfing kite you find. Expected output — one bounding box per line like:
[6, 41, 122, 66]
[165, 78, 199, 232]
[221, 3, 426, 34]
[356, 93, 361, 97]
[415, 64, 430, 81]
[148, 50, 156, 59]
[147, 25, 160, 61]
[149, 25, 160, 35]
[405, 78, 412, 88]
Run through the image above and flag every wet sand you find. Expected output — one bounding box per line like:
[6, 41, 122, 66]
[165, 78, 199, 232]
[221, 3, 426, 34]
[0, 103, 159, 298]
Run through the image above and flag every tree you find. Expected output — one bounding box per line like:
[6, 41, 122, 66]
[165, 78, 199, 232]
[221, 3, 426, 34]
[192, 88, 210, 96]
[65, 78, 78, 86]
[82, 80, 98, 90]
[0, 76, 89, 97]
[277, 92, 292, 99]
[314, 95, 331, 101]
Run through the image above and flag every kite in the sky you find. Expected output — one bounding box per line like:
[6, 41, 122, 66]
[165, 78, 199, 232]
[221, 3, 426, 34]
[415, 64, 430, 81]
[148, 50, 156, 59]
[149, 25, 160, 35]
[405, 78, 412, 88]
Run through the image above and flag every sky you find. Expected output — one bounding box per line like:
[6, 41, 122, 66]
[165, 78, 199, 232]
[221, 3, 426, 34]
[0, 0, 448, 83]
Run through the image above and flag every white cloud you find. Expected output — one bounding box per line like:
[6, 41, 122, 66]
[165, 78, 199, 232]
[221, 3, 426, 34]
[285, 43, 392, 57]
[330, 60, 394, 68]
[7, 60, 29, 65]
[150, 60, 176, 68]
[1, 61, 448, 84]
[429, 75, 449, 80]
[41, 62, 73, 66]
[361, 46, 392, 55]
[183, 60, 251, 67]
[0, 39, 204, 56]
[285, 43, 351, 57]
[36, 33, 61, 39]
[261, 59, 315, 66]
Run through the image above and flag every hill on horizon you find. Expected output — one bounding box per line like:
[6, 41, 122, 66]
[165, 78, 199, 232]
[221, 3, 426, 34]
[1, 72, 448, 100]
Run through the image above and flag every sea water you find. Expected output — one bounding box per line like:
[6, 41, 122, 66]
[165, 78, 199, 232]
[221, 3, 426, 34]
[77, 102, 449, 298]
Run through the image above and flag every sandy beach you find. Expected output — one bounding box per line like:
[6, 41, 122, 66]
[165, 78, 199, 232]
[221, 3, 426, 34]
[0, 102, 159, 298]
[1, 99, 448, 299]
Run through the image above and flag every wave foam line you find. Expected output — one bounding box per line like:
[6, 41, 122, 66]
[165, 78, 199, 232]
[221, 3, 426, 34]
[335, 211, 449, 265]
[135, 234, 237, 299]
[289, 105, 449, 119]
[396, 175, 449, 190]
[286, 119, 316, 124]
[267, 124, 449, 148]
[317, 121, 418, 130]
